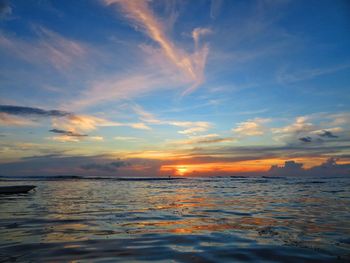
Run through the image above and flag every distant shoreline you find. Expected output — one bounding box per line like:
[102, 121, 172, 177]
[0, 176, 186, 181]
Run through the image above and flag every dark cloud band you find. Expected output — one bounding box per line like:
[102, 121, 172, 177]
[0, 105, 70, 117]
[49, 129, 87, 137]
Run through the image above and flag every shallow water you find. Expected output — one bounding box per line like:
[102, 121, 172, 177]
[1, 176, 350, 262]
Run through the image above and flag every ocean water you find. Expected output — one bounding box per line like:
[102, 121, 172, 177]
[0, 176, 349, 262]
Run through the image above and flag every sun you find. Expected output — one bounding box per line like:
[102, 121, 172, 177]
[176, 166, 188, 176]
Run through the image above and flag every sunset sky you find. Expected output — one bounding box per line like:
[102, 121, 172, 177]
[0, 0, 349, 177]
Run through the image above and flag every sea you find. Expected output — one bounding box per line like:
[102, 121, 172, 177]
[0, 176, 349, 262]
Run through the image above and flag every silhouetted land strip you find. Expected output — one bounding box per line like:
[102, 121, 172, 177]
[0, 185, 36, 194]
[0, 175, 185, 181]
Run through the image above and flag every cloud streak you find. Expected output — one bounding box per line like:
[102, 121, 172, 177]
[0, 26, 87, 71]
[0, 105, 70, 117]
[105, 0, 210, 94]
[131, 104, 212, 135]
[49, 129, 88, 137]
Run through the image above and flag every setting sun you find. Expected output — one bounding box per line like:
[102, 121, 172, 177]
[176, 167, 188, 176]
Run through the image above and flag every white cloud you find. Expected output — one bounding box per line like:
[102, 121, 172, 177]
[233, 118, 270, 136]
[272, 116, 314, 134]
[114, 136, 140, 141]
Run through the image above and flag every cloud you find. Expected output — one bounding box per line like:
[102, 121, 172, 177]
[49, 129, 87, 137]
[0, 154, 163, 177]
[233, 118, 270, 136]
[326, 113, 350, 126]
[272, 116, 314, 134]
[170, 134, 234, 145]
[269, 160, 304, 176]
[47, 135, 104, 143]
[299, 136, 312, 143]
[188, 143, 350, 164]
[271, 114, 349, 144]
[81, 160, 129, 172]
[318, 130, 338, 138]
[0, 105, 70, 117]
[210, 0, 223, 19]
[48, 135, 84, 143]
[131, 104, 162, 124]
[268, 158, 350, 177]
[0, 26, 88, 71]
[89, 136, 104, 141]
[171, 121, 212, 135]
[0, 104, 151, 135]
[192, 27, 212, 49]
[51, 114, 106, 133]
[114, 136, 140, 141]
[131, 104, 212, 135]
[54, 112, 151, 133]
[104, 0, 210, 94]
[66, 1, 212, 110]
[277, 63, 350, 84]
[0, 105, 69, 127]
[0, 113, 37, 126]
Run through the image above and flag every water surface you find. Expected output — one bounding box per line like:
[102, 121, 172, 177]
[1, 176, 349, 262]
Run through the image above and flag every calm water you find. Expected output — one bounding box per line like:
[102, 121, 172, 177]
[1, 176, 350, 262]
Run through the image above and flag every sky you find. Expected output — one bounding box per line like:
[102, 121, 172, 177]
[0, 0, 350, 177]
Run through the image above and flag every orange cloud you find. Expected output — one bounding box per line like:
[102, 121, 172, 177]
[0, 113, 37, 126]
[52, 114, 150, 134]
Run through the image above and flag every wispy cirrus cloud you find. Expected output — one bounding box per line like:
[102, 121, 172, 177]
[210, 0, 223, 19]
[0, 26, 88, 71]
[105, 0, 210, 94]
[131, 104, 212, 135]
[65, 0, 212, 111]
[277, 63, 350, 84]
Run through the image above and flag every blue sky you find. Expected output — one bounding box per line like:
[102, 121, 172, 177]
[0, 0, 349, 176]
